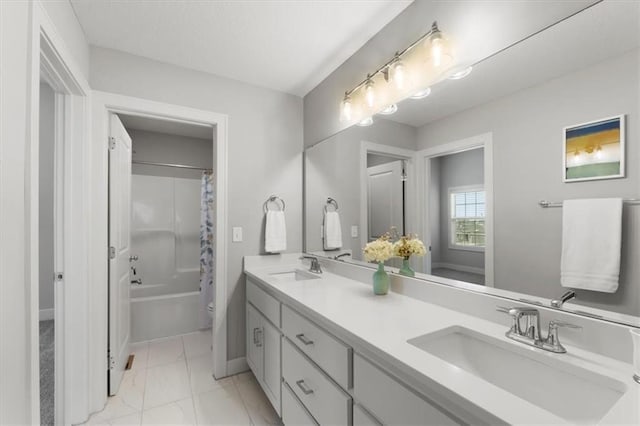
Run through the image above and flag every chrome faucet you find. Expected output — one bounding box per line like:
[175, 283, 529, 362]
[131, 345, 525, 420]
[333, 253, 351, 261]
[551, 290, 576, 308]
[300, 255, 322, 274]
[497, 306, 581, 353]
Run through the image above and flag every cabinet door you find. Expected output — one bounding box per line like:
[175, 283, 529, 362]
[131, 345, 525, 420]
[246, 303, 264, 379]
[262, 319, 281, 415]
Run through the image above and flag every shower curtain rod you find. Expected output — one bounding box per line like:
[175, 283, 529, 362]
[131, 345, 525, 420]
[132, 160, 212, 172]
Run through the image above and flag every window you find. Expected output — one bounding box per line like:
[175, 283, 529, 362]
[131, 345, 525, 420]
[450, 187, 485, 250]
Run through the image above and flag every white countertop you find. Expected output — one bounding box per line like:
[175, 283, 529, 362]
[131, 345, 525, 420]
[244, 257, 639, 425]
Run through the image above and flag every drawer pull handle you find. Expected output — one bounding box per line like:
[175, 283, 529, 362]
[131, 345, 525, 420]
[296, 379, 314, 395]
[256, 328, 263, 347]
[296, 333, 314, 346]
[253, 327, 263, 347]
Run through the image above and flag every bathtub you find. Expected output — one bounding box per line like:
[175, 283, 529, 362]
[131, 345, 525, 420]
[130, 269, 202, 342]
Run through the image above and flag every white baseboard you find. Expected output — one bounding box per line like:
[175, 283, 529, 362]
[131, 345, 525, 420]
[432, 262, 485, 276]
[226, 357, 249, 376]
[39, 308, 54, 321]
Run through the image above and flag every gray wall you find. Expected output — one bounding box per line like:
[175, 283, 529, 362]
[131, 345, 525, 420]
[39, 83, 55, 313]
[40, 0, 90, 80]
[129, 129, 213, 179]
[433, 148, 484, 271]
[305, 119, 416, 259]
[303, 1, 596, 147]
[417, 50, 640, 316]
[90, 47, 304, 360]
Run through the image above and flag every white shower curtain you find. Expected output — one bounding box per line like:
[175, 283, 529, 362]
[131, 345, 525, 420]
[199, 172, 214, 329]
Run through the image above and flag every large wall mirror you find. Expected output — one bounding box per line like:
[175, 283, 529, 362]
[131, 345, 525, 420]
[304, 1, 640, 323]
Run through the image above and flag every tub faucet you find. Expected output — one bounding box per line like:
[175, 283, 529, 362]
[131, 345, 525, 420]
[551, 290, 576, 308]
[131, 278, 142, 285]
[333, 253, 351, 261]
[300, 255, 322, 274]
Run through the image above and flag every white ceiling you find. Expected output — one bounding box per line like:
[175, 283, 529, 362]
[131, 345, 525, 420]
[70, 0, 413, 96]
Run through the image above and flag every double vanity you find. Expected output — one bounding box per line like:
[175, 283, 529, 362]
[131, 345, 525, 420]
[244, 254, 638, 425]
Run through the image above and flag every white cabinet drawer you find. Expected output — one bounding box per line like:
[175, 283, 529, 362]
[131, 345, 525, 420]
[247, 278, 280, 327]
[282, 338, 352, 426]
[353, 404, 381, 426]
[282, 305, 351, 389]
[354, 354, 460, 425]
[282, 381, 318, 426]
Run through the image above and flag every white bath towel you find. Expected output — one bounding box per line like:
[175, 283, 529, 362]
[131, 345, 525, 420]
[265, 210, 286, 253]
[561, 198, 622, 293]
[323, 211, 343, 250]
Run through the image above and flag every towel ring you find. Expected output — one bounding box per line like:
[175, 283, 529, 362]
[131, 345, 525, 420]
[324, 197, 339, 213]
[263, 195, 285, 213]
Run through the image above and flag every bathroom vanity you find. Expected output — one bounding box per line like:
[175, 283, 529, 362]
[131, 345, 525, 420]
[244, 254, 638, 425]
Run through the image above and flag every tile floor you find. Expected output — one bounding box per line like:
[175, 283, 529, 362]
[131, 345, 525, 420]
[84, 330, 281, 425]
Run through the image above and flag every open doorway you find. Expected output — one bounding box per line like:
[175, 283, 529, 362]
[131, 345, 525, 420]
[428, 148, 486, 284]
[419, 132, 494, 286]
[38, 81, 56, 426]
[105, 111, 219, 401]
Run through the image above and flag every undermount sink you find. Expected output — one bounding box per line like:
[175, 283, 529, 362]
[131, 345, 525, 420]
[269, 269, 321, 282]
[408, 326, 625, 423]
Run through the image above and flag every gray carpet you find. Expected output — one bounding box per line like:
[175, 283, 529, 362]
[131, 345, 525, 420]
[40, 320, 54, 426]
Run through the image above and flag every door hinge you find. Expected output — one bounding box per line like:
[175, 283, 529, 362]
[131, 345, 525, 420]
[109, 136, 116, 150]
[109, 246, 116, 259]
[109, 354, 115, 370]
[54, 272, 64, 281]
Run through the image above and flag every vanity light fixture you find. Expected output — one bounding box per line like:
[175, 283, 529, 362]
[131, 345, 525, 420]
[364, 78, 376, 108]
[379, 104, 398, 115]
[448, 66, 473, 80]
[410, 87, 432, 99]
[357, 117, 374, 127]
[391, 56, 406, 90]
[340, 93, 353, 122]
[339, 21, 459, 123]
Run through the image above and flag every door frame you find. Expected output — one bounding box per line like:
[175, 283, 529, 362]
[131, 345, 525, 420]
[27, 3, 92, 424]
[89, 91, 229, 413]
[359, 141, 417, 253]
[415, 132, 494, 286]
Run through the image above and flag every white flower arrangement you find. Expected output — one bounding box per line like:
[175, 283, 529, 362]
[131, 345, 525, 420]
[393, 235, 427, 259]
[363, 234, 394, 263]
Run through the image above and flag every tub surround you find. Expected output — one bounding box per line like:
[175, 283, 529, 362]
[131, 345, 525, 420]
[244, 254, 638, 425]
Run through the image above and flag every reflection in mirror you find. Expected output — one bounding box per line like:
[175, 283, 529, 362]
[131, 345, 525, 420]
[304, 1, 640, 322]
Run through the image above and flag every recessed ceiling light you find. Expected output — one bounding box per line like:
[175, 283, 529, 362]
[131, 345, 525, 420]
[379, 104, 398, 115]
[448, 66, 473, 80]
[357, 117, 374, 127]
[410, 88, 431, 99]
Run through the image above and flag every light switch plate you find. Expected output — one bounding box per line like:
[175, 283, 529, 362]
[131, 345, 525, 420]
[232, 227, 243, 242]
[351, 225, 358, 238]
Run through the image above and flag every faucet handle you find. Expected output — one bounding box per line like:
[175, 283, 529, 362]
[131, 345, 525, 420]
[548, 320, 582, 330]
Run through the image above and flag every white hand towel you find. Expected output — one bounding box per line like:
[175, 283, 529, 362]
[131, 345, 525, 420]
[323, 211, 343, 250]
[561, 198, 623, 293]
[265, 211, 286, 253]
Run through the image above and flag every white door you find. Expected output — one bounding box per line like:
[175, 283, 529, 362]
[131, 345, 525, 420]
[367, 161, 404, 241]
[108, 114, 132, 395]
[262, 319, 281, 415]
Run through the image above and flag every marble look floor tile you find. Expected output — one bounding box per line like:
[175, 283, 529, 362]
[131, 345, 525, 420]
[183, 329, 212, 360]
[193, 386, 252, 425]
[129, 342, 149, 371]
[88, 369, 147, 422]
[109, 412, 142, 425]
[141, 398, 195, 425]
[187, 354, 234, 395]
[147, 336, 185, 368]
[234, 373, 281, 426]
[144, 360, 191, 409]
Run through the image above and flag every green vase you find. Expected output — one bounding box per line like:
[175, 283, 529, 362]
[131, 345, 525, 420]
[399, 257, 415, 277]
[373, 262, 390, 295]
